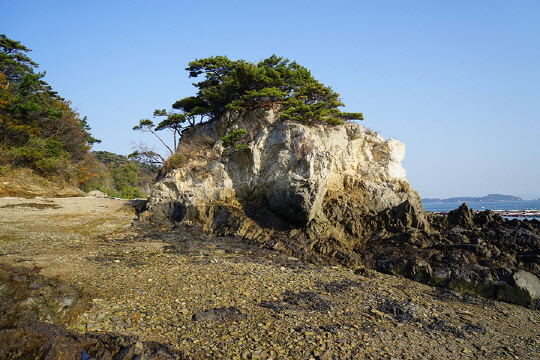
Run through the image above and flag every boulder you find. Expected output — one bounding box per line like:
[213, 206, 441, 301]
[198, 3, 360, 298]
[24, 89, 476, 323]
[498, 270, 540, 308]
[430, 266, 540, 309]
[447, 265, 498, 299]
[87, 190, 108, 198]
[375, 258, 432, 284]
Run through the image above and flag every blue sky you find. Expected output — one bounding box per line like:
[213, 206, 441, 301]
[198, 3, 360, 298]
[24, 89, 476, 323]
[2, 0, 539, 199]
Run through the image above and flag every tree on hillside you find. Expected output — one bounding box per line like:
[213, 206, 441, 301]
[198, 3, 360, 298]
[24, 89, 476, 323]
[83, 151, 160, 198]
[131, 107, 204, 164]
[80, 116, 102, 146]
[0, 34, 100, 182]
[178, 55, 364, 125]
[133, 55, 363, 164]
[0, 34, 39, 84]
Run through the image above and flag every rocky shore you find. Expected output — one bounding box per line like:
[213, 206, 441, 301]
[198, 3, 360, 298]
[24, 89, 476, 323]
[138, 109, 540, 311]
[1, 196, 540, 359]
[2, 110, 540, 359]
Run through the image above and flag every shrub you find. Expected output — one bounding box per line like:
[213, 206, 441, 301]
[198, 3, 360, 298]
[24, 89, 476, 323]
[161, 153, 187, 174]
[10, 137, 72, 176]
[221, 129, 248, 148]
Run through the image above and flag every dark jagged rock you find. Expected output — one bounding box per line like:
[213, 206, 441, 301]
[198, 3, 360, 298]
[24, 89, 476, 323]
[364, 204, 540, 309]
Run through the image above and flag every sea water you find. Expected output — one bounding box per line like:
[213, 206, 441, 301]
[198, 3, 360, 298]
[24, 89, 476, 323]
[423, 200, 540, 220]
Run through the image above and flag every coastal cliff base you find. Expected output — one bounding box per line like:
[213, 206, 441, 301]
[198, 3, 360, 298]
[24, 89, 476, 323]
[138, 110, 540, 310]
[139, 110, 428, 269]
[363, 203, 540, 309]
[1, 197, 540, 359]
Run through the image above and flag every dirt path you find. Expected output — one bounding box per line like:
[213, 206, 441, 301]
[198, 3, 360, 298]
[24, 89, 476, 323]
[1, 196, 540, 359]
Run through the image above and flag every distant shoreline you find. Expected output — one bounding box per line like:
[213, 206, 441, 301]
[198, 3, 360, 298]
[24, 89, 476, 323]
[422, 194, 523, 204]
[433, 209, 540, 218]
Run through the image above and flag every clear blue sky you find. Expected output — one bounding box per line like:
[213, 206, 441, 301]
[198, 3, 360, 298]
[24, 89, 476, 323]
[2, 0, 539, 199]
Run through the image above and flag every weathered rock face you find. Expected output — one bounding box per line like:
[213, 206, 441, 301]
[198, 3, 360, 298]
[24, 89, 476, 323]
[365, 204, 540, 309]
[140, 109, 427, 265]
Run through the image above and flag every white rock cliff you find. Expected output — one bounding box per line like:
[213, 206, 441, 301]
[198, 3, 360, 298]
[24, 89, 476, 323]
[140, 109, 427, 265]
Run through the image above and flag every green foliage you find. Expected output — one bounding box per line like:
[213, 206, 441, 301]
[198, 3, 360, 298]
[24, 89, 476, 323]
[93, 151, 160, 175]
[9, 136, 76, 181]
[175, 54, 363, 125]
[80, 116, 101, 145]
[221, 129, 248, 148]
[0, 34, 100, 183]
[220, 129, 248, 156]
[0, 34, 39, 83]
[82, 151, 160, 199]
[109, 162, 142, 199]
[136, 55, 362, 166]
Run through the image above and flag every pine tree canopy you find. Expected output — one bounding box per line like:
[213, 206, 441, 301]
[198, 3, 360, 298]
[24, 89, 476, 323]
[0, 34, 100, 180]
[173, 55, 363, 125]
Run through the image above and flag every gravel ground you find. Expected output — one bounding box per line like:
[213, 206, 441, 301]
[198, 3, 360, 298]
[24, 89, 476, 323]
[1, 196, 540, 359]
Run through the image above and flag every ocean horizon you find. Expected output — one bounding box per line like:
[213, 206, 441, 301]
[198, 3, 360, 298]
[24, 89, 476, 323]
[423, 199, 540, 218]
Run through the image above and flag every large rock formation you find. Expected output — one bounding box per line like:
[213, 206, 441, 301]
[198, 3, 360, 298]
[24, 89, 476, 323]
[138, 109, 540, 310]
[140, 108, 428, 266]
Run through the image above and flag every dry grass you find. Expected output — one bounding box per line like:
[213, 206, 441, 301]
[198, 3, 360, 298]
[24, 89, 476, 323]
[364, 127, 379, 136]
[294, 135, 316, 162]
[162, 133, 217, 173]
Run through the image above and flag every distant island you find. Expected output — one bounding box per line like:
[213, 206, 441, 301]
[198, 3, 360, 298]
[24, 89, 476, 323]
[422, 194, 523, 203]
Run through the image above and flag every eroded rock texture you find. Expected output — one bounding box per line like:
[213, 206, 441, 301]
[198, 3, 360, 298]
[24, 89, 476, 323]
[140, 109, 427, 267]
[363, 204, 540, 308]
